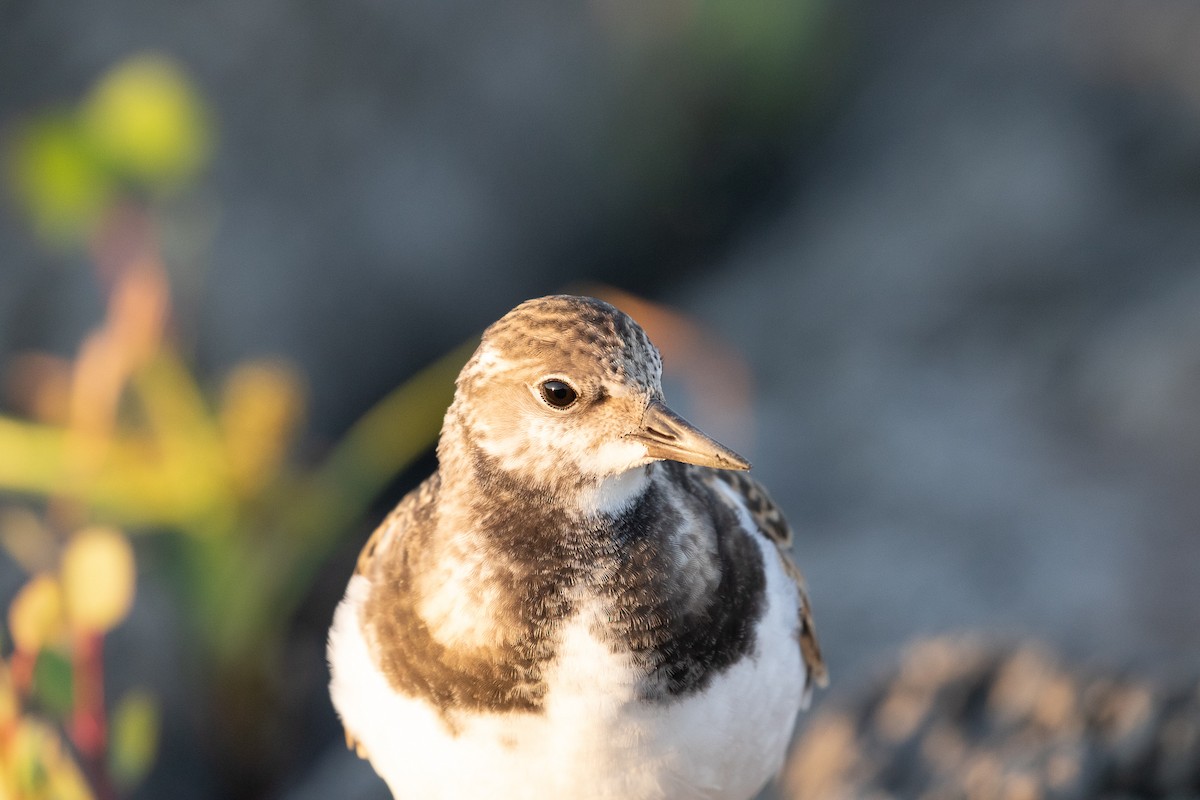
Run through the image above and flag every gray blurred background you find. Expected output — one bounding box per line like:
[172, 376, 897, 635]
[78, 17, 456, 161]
[3, 0, 1200, 797]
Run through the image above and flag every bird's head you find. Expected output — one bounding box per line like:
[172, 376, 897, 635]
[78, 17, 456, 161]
[441, 295, 749, 501]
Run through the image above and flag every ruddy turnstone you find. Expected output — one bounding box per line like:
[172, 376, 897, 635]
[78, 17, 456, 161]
[327, 295, 826, 799]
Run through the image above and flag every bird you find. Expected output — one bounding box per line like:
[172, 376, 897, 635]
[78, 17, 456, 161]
[327, 295, 826, 800]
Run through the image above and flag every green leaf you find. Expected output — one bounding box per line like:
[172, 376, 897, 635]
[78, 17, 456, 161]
[32, 648, 73, 716]
[5, 114, 113, 243]
[108, 689, 159, 790]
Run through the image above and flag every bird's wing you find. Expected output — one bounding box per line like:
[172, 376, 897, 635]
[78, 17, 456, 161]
[342, 473, 440, 760]
[354, 473, 441, 579]
[706, 470, 828, 695]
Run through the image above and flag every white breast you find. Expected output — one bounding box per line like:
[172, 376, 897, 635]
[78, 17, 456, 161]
[327, 533, 806, 800]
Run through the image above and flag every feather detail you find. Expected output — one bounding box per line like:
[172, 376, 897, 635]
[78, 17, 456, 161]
[707, 470, 829, 691]
[354, 475, 441, 579]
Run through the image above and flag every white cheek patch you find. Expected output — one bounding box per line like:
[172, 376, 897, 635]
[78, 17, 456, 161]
[584, 438, 648, 476]
[473, 422, 524, 464]
[470, 390, 549, 465]
[476, 412, 562, 474]
[471, 399, 651, 484]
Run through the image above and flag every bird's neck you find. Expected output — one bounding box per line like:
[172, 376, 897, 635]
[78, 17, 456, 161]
[436, 416, 654, 524]
[575, 467, 653, 516]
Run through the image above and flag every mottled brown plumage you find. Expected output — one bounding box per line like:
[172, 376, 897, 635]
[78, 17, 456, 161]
[328, 295, 825, 800]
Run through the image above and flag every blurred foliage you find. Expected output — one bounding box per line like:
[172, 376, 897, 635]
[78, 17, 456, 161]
[106, 692, 157, 793]
[59, 528, 135, 635]
[0, 45, 756, 800]
[82, 55, 212, 188]
[0, 713, 94, 800]
[6, 53, 210, 244]
[0, 52, 468, 797]
[3, 537, 141, 800]
[7, 116, 111, 245]
[688, 0, 831, 119]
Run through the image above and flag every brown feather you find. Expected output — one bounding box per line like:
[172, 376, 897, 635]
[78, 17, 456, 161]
[354, 476, 440, 579]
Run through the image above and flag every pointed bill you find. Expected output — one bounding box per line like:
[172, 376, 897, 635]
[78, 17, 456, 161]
[627, 399, 751, 471]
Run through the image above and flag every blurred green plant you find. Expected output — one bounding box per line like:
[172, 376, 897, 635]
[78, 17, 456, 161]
[688, 0, 832, 121]
[0, 49, 751, 800]
[3, 525, 150, 800]
[1, 52, 468, 797]
[7, 53, 211, 244]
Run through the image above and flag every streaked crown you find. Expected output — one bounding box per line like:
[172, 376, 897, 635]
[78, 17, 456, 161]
[440, 295, 747, 504]
[462, 295, 663, 396]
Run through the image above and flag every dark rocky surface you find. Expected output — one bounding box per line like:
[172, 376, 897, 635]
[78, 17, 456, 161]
[784, 636, 1200, 799]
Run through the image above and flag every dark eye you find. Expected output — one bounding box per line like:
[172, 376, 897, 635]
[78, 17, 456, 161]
[539, 379, 578, 409]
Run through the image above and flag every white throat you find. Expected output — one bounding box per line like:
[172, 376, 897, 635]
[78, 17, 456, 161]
[577, 466, 652, 516]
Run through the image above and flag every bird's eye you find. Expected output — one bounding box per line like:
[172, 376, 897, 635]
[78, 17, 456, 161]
[539, 379, 578, 409]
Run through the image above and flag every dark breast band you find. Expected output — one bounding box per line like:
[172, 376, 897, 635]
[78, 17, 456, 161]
[362, 459, 767, 718]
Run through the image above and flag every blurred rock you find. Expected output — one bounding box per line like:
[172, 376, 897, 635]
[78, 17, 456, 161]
[678, 0, 1200, 685]
[782, 636, 1200, 800]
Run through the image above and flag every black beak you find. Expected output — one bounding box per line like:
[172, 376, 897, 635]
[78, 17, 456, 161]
[626, 399, 751, 471]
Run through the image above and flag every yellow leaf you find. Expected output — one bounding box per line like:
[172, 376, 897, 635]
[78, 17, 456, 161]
[82, 53, 212, 187]
[60, 526, 135, 633]
[220, 361, 305, 497]
[7, 574, 64, 653]
[12, 718, 95, 800]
